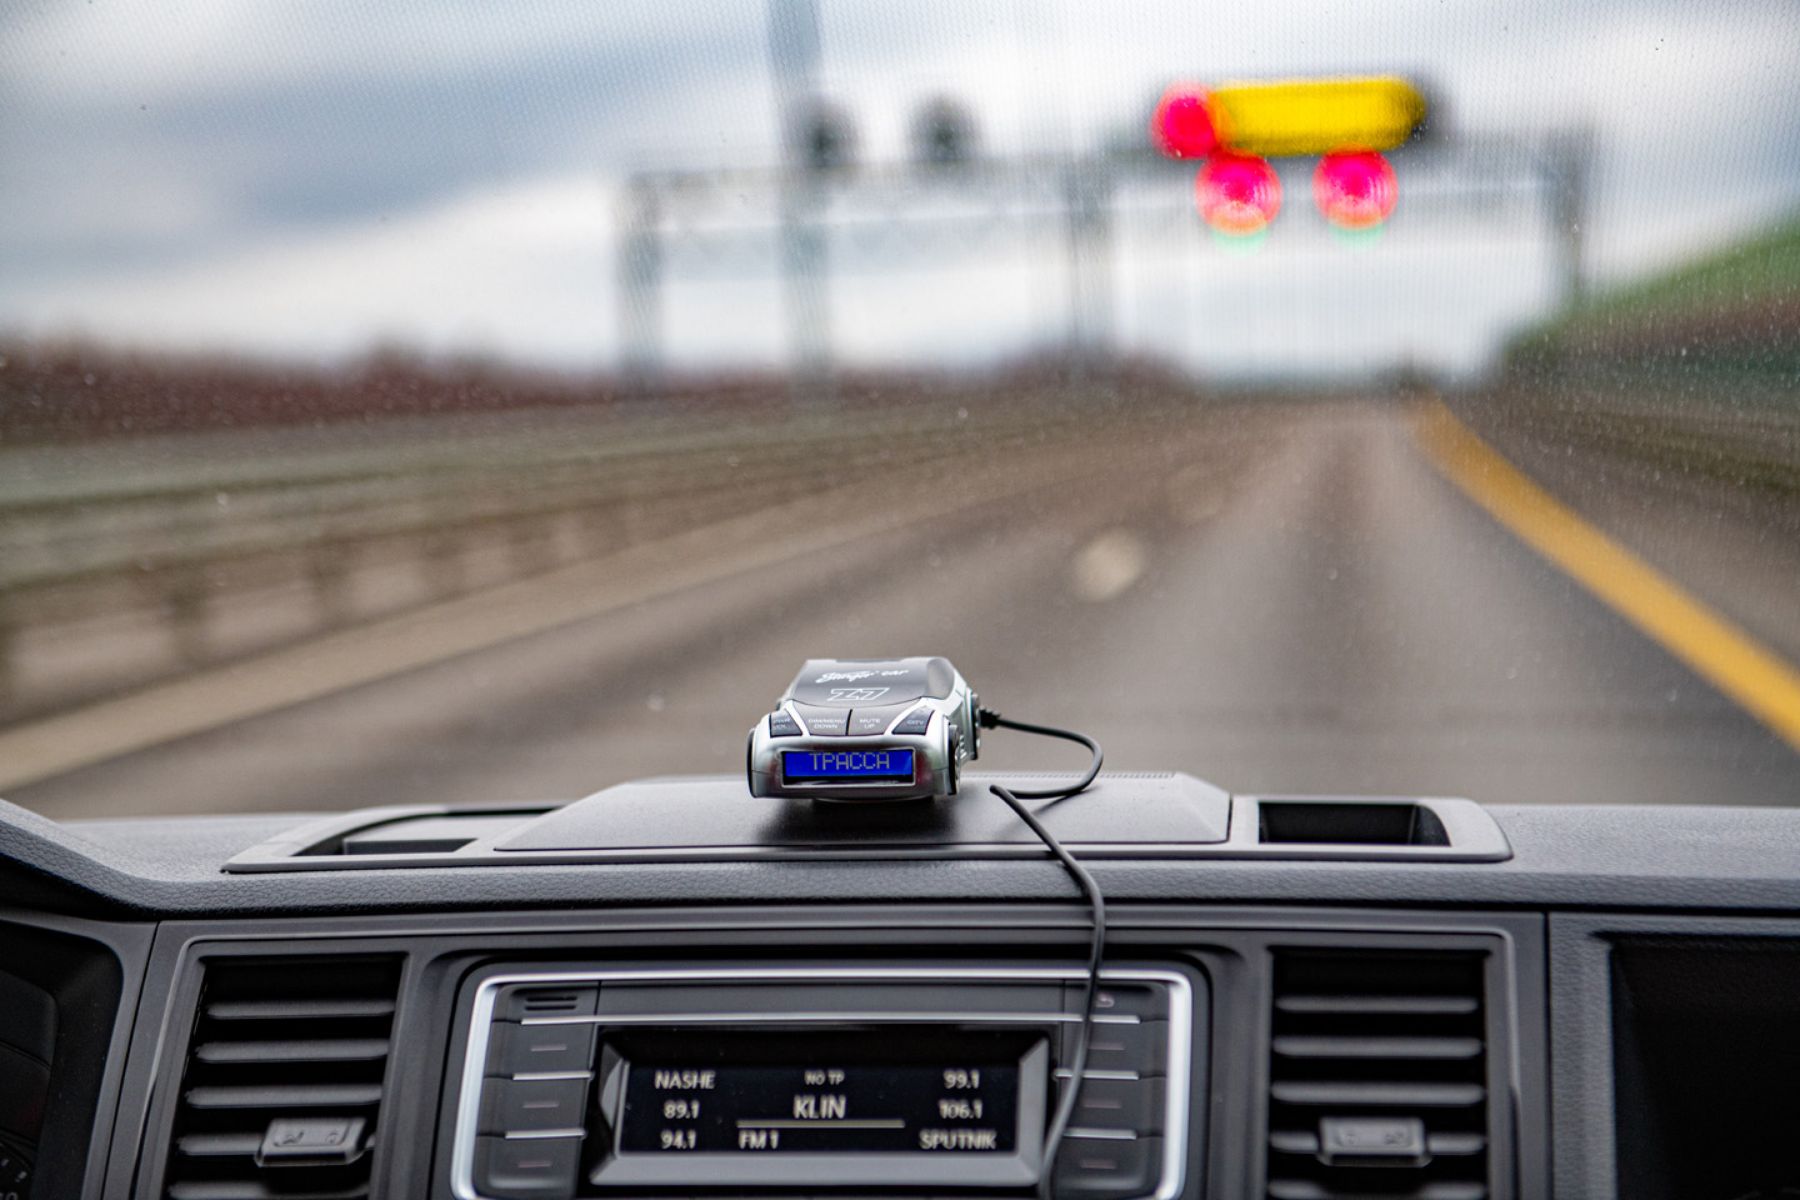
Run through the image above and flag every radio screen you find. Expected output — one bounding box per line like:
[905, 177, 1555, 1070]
[612, 1029, 1034, 1155]
[780, 748, 915, 781]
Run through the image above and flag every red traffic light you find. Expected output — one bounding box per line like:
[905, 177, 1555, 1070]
[1195, 153, 1282, 236]
[1312, 149, 1398, 230]
[1151, 86, 1218, 160]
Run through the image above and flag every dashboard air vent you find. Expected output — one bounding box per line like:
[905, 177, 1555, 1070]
[162, 956, 401, 1200]
[1265, 949, 1492, 1200]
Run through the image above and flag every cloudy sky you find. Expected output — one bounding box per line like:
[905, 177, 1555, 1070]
[3, 0, 1797, 377]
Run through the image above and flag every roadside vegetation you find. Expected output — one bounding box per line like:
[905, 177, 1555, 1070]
[1474, 211, 1800, 502]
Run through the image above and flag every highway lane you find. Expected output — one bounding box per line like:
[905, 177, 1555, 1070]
[10, 400, 1798, 820]
[1457, 393, 1800, 672]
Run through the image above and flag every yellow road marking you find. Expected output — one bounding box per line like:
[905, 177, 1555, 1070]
[1413, 398, 1800, 753]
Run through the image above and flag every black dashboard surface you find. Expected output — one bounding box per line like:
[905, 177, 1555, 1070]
[4, 779, 1800, 1200]
[5, 789, 1800, 917]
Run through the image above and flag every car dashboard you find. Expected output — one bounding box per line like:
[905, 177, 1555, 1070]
[4, 774, 1800, 1200]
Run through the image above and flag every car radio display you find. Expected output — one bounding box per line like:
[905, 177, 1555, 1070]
[781, 749, 915, 781]
[612, 1029, 1035, 1155]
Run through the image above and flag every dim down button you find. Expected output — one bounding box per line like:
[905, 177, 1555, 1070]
[792, 704, 851, 735]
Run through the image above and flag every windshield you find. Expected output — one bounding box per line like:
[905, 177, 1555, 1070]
[2, 1, 1796, 820]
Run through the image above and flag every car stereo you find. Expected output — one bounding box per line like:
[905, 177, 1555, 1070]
[449, 965, 1196, 1200]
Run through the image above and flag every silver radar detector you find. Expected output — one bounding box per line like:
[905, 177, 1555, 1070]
[747, 657, 979, 801]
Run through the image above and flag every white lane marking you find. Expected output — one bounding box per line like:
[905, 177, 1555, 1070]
[1069, 528, 1148, 603]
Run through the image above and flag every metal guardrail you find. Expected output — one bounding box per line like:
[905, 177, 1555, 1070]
[0, 393, 1138, 717]
[1, 399, 1092, 584]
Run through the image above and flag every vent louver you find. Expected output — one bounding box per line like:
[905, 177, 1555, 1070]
[163, 956, 401, 1200]
[1265, 950, 1493, 1200]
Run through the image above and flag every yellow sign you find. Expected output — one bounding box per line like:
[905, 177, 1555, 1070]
[1208, 77, 1425, 157]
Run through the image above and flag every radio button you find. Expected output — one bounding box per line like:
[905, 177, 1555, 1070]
[768, 710, 802, 737]
[1065, 982, 1165, 1021]
[481, 1077, 590, 1134]
[496, 984, 598, 1022]
[793, 704, 850, 735]
[1053, 1135, 1161, 1198]
[1057, 1076, 1164, 1133]
[488, 1021, 596, 1076]
[1062, 1019, 1167, 1075]
[475, 1134, 582, 1200]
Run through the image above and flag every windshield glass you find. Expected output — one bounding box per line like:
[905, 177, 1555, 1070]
[3, 1, 1797, 819]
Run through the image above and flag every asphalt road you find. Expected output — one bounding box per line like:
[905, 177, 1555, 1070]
[10, 399, 1798, 820]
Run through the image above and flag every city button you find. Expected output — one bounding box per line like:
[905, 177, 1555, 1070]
[891, 706, 933, 735]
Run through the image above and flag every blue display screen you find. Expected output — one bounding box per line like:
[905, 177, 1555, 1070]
[782, 749, 915, 781]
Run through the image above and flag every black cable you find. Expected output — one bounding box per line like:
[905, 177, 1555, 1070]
[979, 711, 1104, 798]
[979, 708, 1106, 1200]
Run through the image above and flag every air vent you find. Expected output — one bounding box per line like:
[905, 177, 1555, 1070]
[1265, 949, 1493, 1200]
[162, 956, 401, 1200]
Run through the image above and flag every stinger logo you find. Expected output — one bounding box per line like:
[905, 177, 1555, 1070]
[815, 669, 909, 683]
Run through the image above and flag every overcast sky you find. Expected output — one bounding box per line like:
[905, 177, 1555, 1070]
[3, 0, 1797, 377]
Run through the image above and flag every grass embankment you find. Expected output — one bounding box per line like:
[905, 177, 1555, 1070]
[1482, 212, 1800, 500]
[1508, 212, 1800, 378]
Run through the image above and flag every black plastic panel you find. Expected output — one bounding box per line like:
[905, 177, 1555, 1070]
[94, 905, 1551, 1200]
[501, 773, 1231, 854]
[222, 774, 1236, 871]
[17, 792, 1800, 917]
[218, 780, 1514, 873]
[1551, 914, 1800, 1200]
[0, 912, 150, 1200]
[1610, 937, 1800, 1200]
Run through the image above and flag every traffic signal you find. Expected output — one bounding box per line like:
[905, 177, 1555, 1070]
[791, 99, 857, 173]
[1195, 153, 1282, 238]
[912, 97, 977, 168]
[1151, 86, 1218, 160]
[1313, 150, 1398, 230]
[1152, 76, 1424, 236]
[1205, 77, 1423, 157]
